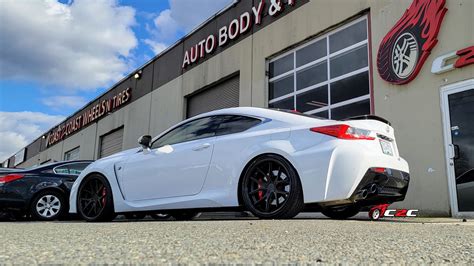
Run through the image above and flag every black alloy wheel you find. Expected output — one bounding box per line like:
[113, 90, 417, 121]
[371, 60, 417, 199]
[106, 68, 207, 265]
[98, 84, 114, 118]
[241, 154, 304, 219]
[77, 174, 115, 222]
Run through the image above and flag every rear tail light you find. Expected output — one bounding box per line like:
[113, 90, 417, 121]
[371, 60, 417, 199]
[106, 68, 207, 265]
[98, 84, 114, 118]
[310, 124, 375, 140]
[0, 174, 25, 184]
[372, 167, 386, 174]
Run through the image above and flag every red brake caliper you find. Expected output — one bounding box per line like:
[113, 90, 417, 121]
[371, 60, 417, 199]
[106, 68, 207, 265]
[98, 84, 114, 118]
[258, 179, 263, 200]
[101, 187, 107, 206]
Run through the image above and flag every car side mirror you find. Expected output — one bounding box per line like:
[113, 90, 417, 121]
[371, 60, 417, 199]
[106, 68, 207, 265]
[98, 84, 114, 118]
[138, 135, 152, 149]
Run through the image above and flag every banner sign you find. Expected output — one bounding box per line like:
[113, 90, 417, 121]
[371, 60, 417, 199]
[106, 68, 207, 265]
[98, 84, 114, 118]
[182, 0, 297, 69]
[46, 88, 131, 147]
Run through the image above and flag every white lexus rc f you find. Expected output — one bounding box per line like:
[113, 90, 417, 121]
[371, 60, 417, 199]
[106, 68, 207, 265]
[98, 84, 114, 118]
[69, 107, 410, 221]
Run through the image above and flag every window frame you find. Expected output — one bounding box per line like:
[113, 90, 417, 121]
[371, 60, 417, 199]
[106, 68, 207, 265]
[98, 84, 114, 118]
[151, 115, 264, 149]
[151, 116, 222, 149]
[267, 16, 372, 119]
[64, 146, 80, 161]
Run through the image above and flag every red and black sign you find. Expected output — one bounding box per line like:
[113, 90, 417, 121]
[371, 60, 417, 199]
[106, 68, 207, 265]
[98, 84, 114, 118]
[377, 0, 447, 85]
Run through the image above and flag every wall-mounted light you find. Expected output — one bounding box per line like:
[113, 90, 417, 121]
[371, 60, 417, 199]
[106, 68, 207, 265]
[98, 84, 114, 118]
[42, 135, 46, 139]
[134, 70, 143, 80]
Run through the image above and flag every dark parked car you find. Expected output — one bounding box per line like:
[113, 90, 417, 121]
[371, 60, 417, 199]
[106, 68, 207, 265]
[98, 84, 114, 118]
[0, 160, 93, 221]
[0, 168, 23, 173]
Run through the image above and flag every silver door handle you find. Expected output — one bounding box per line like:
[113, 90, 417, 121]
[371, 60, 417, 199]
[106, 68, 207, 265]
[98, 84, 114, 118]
[192, 143, 211, 151]
[448, 144, 455, 159]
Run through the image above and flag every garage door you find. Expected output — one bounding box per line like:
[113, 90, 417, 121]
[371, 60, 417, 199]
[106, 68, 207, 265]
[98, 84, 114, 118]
[99, 127, 124, 158]
[187, 75, 239, 118]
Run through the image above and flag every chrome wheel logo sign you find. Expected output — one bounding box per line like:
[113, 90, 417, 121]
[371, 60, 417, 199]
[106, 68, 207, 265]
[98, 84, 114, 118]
[392, 32, 419, 79]
[377, 0, 447, 85]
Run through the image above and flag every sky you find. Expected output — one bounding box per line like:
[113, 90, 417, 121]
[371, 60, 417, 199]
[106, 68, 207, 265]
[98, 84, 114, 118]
[0, 0, 234, 162]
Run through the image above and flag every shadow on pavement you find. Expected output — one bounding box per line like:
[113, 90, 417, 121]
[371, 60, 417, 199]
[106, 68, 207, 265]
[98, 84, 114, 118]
[2, 211, 455, 224]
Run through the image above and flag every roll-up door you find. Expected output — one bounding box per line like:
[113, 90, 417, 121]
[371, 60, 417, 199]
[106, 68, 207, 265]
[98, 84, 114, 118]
[186, 75, 239, 118]
[99, 127, 124, 158]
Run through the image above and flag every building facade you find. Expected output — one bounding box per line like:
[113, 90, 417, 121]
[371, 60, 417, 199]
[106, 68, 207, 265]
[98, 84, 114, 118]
[3, 0, 473, 216]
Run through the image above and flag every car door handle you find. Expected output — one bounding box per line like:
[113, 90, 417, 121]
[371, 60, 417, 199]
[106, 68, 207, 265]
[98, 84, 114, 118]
[192, 143, 211, 151]
[448, 144, 461, 160]
[453, 144, 460, 160]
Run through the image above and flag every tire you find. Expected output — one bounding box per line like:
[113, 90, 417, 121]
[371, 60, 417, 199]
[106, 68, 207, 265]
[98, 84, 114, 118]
[171, 211, 199, 221]
[241, 154, 304, 219]
[321, 205, 360, 220]
[124, 213, 146, 220]
[30, 190, 66, 221]
[77, 174, 115, 222]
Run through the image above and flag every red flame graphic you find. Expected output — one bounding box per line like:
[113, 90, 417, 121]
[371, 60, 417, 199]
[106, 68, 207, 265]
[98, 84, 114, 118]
[377, 0, 447, 84]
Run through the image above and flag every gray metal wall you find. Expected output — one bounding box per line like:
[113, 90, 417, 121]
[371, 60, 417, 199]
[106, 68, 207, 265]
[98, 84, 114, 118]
[99, 128, 124, 158]
[186, 75, 240, 118]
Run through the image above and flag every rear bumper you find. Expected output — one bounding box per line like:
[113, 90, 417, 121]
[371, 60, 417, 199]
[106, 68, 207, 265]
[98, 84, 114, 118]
[0, 186, 28, 212]
[349, 168, 410, 205]
[319, 168, 410, 207]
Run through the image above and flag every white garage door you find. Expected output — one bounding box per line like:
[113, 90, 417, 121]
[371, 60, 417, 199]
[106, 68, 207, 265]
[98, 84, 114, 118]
[99, 128, 124, 158]
[186, 75, 239, 118]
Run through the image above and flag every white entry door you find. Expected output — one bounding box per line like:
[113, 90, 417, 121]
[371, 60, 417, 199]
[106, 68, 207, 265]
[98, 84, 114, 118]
[441, 79, 474, 217]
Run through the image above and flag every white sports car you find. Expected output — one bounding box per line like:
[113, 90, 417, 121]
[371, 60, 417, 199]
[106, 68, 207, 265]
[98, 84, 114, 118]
[69, 107, 410, 221]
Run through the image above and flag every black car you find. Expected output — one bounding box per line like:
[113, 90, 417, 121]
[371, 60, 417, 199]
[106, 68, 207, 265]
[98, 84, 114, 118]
[0, 160, 93, 221]
[0, 168, 23, 173]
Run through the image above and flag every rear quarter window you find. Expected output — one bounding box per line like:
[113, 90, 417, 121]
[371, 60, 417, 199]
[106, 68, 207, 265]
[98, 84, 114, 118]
[216, 116, 262, 136]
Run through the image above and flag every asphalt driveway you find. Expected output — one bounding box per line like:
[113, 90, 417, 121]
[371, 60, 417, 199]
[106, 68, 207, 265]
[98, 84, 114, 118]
[0, 213, 472, 264]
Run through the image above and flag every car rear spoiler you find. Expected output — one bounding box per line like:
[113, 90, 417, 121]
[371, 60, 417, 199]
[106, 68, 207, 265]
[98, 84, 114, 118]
[343, 115, 391, 126]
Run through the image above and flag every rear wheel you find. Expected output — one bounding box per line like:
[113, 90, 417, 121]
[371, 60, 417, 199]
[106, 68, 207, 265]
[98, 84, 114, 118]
[77, 174, 115, 222]
[30, 190, 66, 221]
[241, 155, 304, 219]
[321, 205, 360, 219]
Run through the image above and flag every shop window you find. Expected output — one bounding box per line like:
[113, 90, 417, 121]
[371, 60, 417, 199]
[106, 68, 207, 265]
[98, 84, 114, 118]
[64, 147, 80, 161]
[268, 16, 371, 119]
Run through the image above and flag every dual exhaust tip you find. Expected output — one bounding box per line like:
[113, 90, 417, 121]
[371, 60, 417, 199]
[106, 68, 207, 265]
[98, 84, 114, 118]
[354, 183, 378, 201]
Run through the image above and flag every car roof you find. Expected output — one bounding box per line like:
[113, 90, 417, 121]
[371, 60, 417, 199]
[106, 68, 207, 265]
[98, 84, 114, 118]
[13, 160, 94, 173]
[191, 107, 323, 125]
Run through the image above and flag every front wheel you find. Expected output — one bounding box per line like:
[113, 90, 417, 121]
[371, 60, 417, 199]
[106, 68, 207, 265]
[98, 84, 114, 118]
[321, 205, 360, 219]
[77, 174, 115, 222]
[241, 155, 304, 219]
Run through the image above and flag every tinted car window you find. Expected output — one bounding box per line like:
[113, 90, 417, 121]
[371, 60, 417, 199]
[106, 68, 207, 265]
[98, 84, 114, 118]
[53, 162, 91, 176]
[216, 116, 262, 136]
[152, 116, 220, 149]
[457, 169, 474, 185]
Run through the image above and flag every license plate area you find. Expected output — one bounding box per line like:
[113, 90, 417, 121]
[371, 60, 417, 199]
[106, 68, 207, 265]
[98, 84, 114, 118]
[379, 139, 394, 156]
